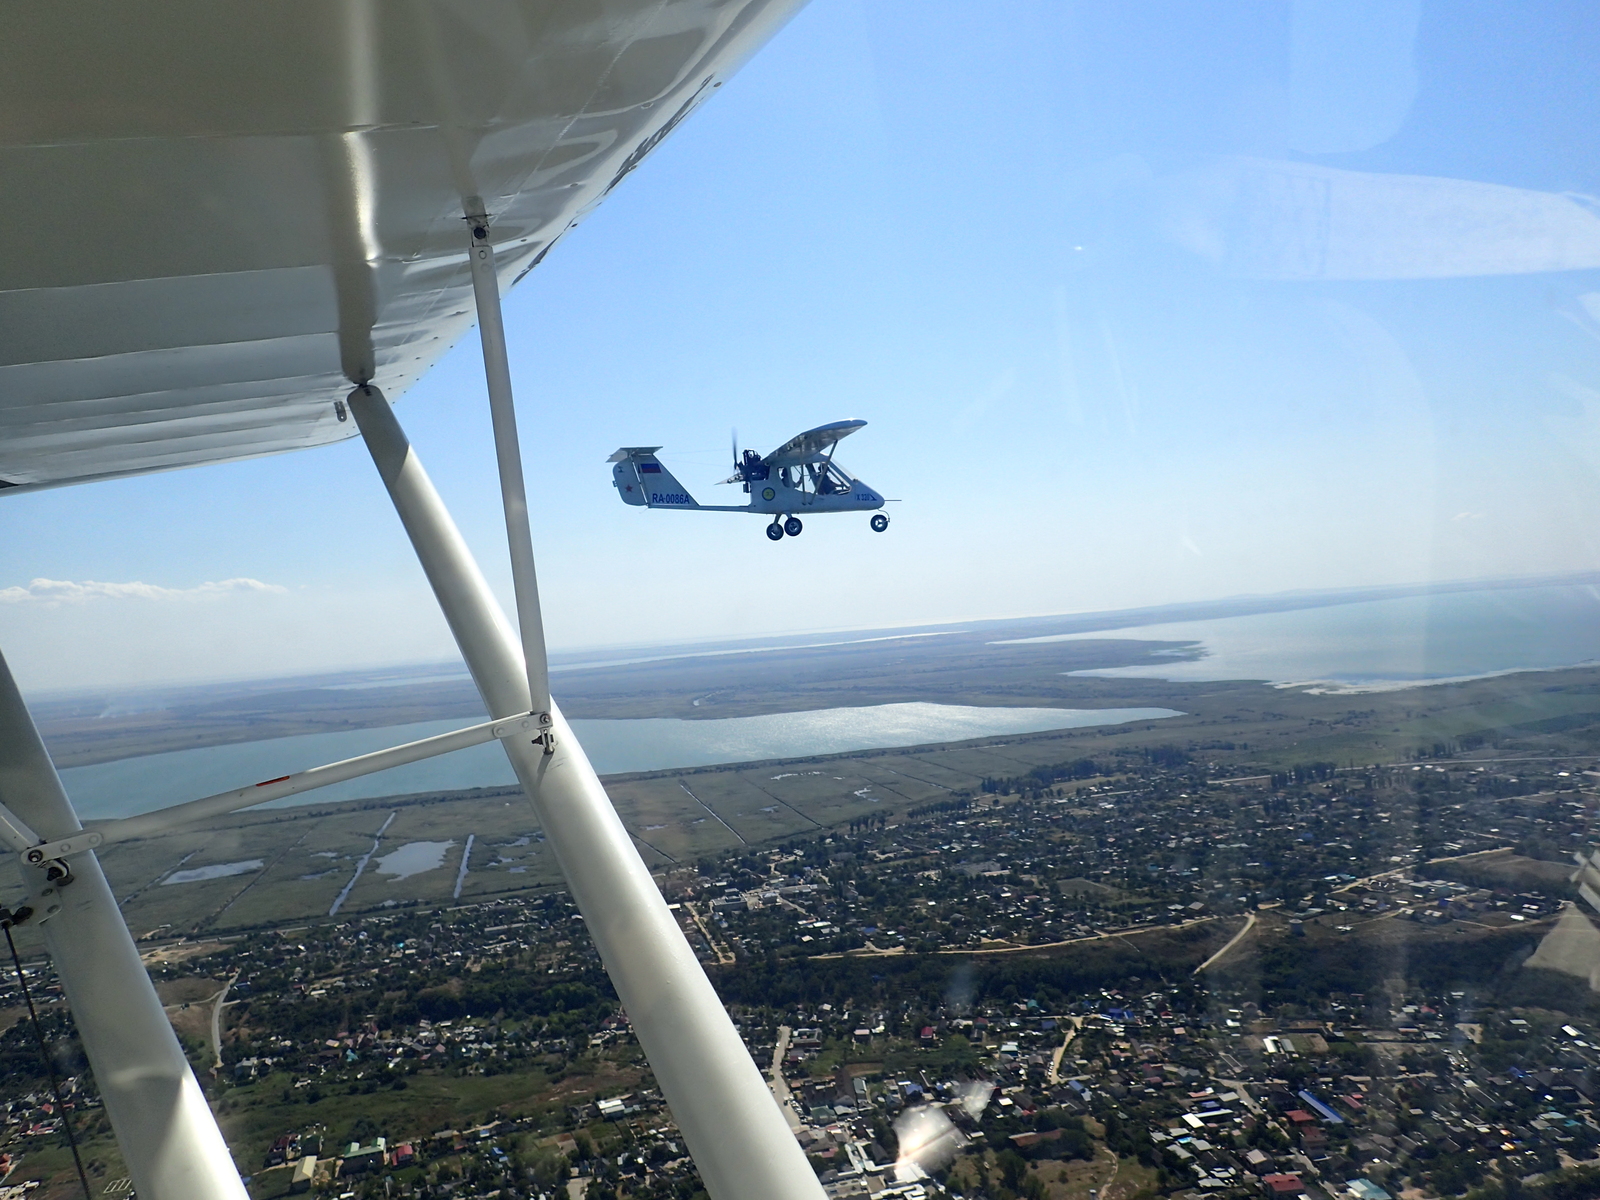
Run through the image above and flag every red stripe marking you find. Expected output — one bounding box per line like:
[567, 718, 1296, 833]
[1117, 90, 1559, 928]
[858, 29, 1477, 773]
[256, 775, 292, 787]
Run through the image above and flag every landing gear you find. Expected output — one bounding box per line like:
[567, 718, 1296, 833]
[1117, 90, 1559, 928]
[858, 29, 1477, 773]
[766, 522, 784, 541]
[870, 513, 889, 533]
[783, 516, 803, 537]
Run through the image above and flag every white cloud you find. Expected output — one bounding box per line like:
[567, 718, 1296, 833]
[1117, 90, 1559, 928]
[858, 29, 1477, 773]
[0, 577, 287, 605]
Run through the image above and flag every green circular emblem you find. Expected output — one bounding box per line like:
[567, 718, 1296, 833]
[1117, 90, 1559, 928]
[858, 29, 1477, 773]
[762, 486, 775, 501]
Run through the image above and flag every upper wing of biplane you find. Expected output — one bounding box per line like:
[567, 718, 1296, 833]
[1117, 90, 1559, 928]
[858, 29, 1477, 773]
[0, 0, 804, 494]
[761, 419, 867, 467]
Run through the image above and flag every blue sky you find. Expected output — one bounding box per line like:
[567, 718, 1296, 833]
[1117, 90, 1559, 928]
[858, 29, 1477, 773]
[6, 0, 1600, 692]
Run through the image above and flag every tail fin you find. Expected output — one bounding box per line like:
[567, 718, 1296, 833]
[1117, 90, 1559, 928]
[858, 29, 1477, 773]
[608, 447, 699, 508]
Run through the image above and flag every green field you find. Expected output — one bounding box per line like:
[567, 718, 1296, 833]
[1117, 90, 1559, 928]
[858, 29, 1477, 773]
[5, 662, 1596, 951]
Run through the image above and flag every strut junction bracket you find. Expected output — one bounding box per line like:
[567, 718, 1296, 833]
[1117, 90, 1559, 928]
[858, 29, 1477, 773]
[491, 710, 555, 754]
[23, 830, 103, 867]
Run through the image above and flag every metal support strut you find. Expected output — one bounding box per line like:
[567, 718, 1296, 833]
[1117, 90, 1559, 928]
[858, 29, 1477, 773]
[0, 650, 248, 1200]
[346, 386, 823, 1200]
[465, 208, 553, 752]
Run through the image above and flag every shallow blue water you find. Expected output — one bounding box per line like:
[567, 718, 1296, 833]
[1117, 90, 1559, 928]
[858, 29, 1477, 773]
[59, 701, 1181, 821]
[999, 583, 1600, 688]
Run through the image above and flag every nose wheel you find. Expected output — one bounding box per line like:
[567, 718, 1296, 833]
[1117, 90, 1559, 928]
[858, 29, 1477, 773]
[766, 522, 784, 541]
[870, 513, 889, 532]
[783, 516, 803, 537]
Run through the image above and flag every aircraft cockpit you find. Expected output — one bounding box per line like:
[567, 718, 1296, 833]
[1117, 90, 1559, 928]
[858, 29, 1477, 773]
[778, 460, 852, 494]
[810, 461, 853, 494]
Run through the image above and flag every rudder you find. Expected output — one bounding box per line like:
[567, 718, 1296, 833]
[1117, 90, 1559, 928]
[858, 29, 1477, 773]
[608, 447, 698, 508]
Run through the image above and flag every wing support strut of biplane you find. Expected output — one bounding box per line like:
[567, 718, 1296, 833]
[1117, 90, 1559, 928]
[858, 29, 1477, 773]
[0, 221, 825, 1200]
[0, 649, 251, 1200]
[464, 204, 555, 754]
[341, 373, 824, 1200]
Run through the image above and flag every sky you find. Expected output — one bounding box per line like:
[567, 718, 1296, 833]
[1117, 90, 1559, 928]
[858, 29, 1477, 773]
[6, 0, 1600, 693]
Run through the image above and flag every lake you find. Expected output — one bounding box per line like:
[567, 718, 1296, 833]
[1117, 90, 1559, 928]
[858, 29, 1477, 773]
[997, 582, 1600, 689]
[58, 701, 1181, 822]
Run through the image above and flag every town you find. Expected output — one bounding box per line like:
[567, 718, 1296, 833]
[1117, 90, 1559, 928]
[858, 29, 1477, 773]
[3, 746, 1598, 1200]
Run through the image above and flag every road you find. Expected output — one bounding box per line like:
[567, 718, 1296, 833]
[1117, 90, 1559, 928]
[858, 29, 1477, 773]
[1193, 912, 1258, 974]
[1047, 1016, 1082, 1084]
[1329, 845, 1514, 896]
[209, 971, 239, 1071]
[768, 1026, 801, 1130]
[682, 901, 735, 965]
[812, 913, 1225, 960]
[1216, 1078, 1265, 1117]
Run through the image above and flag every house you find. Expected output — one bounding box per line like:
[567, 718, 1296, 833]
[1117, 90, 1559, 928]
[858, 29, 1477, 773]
[341, 1138, 385, 1174]
[1263, 1173, 1304, 1198]
[289, 1155, 317, 1194]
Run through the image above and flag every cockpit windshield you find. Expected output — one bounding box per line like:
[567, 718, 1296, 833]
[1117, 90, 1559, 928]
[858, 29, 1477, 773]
[776, 460, 852, 494]
[809, 461, 851, 495]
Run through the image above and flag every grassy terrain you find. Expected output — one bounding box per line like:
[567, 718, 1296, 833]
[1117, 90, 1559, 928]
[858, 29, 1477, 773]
[7, 663, 1597, 950]
[40, 581, 1597, 767]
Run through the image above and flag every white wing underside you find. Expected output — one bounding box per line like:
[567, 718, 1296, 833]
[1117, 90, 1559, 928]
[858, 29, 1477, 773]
[761, 419, 867, 467]
[0, 0, 804, 493]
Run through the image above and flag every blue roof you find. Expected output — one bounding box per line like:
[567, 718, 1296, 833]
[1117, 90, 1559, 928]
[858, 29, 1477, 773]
[1298, 1090, 1345, 1125]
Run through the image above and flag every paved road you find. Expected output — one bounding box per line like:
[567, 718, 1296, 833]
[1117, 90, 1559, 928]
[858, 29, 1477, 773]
[769, 1026, 801, 1130]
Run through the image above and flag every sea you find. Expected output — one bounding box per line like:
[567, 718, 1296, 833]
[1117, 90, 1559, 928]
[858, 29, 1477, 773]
[56, 580, 1600, 823]
[998, 581, 1600, 689]
[58, 701, 1180, 822]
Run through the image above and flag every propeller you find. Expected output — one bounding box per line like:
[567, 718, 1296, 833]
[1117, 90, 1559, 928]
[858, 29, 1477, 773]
[719, 427, 744, 484]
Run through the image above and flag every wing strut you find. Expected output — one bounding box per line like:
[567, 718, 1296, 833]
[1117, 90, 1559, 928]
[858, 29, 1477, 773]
[345, 386, 823, 1200]
[465, 206, 554, 752]
[0, 650, 250, 1200]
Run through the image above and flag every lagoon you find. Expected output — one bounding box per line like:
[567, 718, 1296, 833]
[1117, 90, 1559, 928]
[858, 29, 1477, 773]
[999, 583, 1600, 689]
[58, 701, 1181, 822]
[375, 841, 456, 881]
[161, 859, 263, 886]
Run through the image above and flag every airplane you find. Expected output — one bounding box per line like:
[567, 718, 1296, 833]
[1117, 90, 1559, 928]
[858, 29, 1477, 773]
[610, 419, 890, 540]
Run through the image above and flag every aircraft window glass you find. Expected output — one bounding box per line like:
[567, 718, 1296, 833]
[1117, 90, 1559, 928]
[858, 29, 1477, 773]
[811, 462, 851, 494]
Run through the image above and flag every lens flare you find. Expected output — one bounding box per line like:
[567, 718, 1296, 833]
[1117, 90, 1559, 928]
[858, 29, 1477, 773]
[893, 1104, 964, 1181]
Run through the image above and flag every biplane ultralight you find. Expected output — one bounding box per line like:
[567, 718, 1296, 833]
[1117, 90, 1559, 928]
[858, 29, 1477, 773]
[610, 420, 889, 540]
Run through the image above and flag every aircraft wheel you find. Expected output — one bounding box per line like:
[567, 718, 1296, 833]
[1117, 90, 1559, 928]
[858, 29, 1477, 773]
[766, 522, 784, 541]
[784, 516, 803, 537]
[870, 513, 889, 532]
